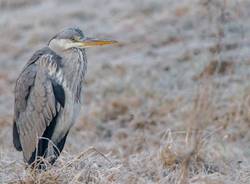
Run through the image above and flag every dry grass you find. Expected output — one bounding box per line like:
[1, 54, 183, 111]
[1, 86, 249, 183]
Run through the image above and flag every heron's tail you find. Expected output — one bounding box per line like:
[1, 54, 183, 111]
[13, 121, 22, 151]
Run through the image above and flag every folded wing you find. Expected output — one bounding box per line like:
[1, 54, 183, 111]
[13, 48, 63, 163]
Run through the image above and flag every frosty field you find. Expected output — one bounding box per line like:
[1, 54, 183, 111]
[0, 0, 249, 183]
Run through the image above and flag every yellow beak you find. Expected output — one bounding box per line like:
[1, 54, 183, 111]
[74, 37, 118, 48]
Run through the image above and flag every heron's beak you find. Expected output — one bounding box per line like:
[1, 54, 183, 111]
[74, 37, 118, 48]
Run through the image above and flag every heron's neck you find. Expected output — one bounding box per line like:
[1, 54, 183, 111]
[61, 48, 87, 103]
[48, 40, 66, 55]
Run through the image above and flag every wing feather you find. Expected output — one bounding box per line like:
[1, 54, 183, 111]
[13, 47, 64, 162]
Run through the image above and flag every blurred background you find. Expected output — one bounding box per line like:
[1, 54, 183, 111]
[0, 0, 250, 183]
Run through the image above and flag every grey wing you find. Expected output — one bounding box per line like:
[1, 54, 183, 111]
[13, 64, 37, 151]
[13, 57, 62, 162]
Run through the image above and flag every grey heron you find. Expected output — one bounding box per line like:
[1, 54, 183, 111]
[12, 27, 117, 168]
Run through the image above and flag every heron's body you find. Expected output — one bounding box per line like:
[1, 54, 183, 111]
[12, 28, 116, 167]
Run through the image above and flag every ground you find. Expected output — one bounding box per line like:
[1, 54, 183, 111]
[0, 0, 250, 183]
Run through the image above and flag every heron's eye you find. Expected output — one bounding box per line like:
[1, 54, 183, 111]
[70, 36, 75, 41]
[72, 36, 81, 41]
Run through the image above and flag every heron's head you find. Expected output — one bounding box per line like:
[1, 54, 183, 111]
[48, 27, 117, 51]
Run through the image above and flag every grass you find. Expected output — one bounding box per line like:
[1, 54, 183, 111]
[1, 85, 249, 183]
